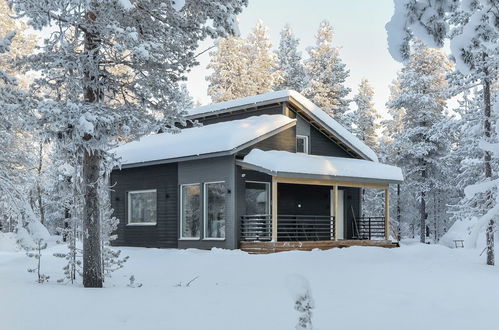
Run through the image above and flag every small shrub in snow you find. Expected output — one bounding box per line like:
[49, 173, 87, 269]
[25, 239, 49, 283]
[287, 275, 314, 330]
[127, 275, 142, 288]
[174, 276, 199, 288]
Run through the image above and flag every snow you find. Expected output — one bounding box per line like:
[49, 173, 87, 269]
[0, 239, 498, 330]
[112, 115, 295, 165]
[241, 149, 403, 183]
[187, 90, 378, 162]
[117, 0, 133, 11]
[171, 0, 186, 12]
[385, 0, 410, 62]
[450, 10, 483, 75]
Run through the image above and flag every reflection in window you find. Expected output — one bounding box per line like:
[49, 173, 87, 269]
[181, 184, 201, 238]
[296, 135, 309, 154]
[205, 182, 226, 239]
[128, 190, 157, 224]
[245, 181, 270, 215]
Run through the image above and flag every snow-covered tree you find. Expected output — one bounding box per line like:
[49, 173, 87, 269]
[207, 20, 278, 102]
[303, 20, 351, 126]
[352, 78, 380, 150]
[386, 40, 453, 243]
[274, 24, 306, 92]
[11, 0, 247, 287]
[386, 0, 498, 263]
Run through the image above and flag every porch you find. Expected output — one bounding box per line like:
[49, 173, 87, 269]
[236, 150, 403, 253]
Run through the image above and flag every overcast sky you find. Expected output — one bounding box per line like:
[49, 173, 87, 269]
[185, 0, 403, 116]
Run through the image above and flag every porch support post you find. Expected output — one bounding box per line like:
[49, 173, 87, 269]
[271, 176, 278, 242]
[333, 185, 339, 241]
[385, 187, 390, 241]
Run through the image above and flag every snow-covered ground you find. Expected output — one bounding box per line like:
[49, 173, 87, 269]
[1, 238, 498, 330]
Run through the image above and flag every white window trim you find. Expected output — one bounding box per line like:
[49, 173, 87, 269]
[203, 181, 227, 240]
[127, 189, 157, 226]
[180, 183, 201, 240]
[245, 180, 271, 215]
[296, 135, 309, 154]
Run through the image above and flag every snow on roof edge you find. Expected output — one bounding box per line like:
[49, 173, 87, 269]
[187, 90, 378, 162]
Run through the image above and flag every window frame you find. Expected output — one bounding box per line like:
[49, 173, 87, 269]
[179, 183, 202, 240]
[127, 189, 158, 226]
[203, 181, 227, 241]
[245, 180, 271, 215]
[296, 135, 309, 154]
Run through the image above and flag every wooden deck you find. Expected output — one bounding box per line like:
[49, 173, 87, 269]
[240, 240, 399, 254]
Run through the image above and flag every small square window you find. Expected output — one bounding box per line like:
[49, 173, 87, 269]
[127, 190, 157, 225]
[296, 135, 309, 154]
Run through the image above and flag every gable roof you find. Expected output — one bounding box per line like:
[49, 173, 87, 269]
[113, 115, 296, 167]
[238, 149, 403, 185]
[187, 90, 378, 162]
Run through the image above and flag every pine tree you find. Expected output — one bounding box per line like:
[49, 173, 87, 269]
[352, 78, 380, 150]
[303, 20, 351, 127]
[386, 0, 498, 263]
[274, 24, 306, 92]
[11, 0, 248, 287]
[386, 41, 453, 243]
[207, 20, 278, 102]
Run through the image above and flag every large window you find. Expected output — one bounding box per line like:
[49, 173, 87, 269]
[127, 190, 157, 225]
[181, 184, 201, 239]
[204, 182, 227, 239]
[296, 135, 309, 154]
[245, 181, 270, 215]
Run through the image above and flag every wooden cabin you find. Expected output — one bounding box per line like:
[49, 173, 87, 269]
[110, 91, 403, 253]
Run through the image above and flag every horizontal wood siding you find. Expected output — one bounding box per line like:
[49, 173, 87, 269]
[309, 125, 352, 158]
[237, 126, 296, 157]
[110, 163, 178, 248]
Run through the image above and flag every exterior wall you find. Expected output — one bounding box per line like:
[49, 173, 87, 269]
[309, 126, 352, 158]
[237, 126, 296, 157]
[177, 156, 237, 249]
[110, 163, 178, 248]
[195, 105, 283, 126]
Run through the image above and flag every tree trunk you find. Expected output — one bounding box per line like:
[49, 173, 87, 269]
[483, 69, 494, 265]
[82, 5, 103, 288]
[420, 191, 426, 243]
[82, 149, 103, 287]
[397, 184, 401, 241]
[37, 141, 45, 225]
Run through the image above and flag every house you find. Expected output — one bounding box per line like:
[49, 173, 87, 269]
[110, 90, 403, 253]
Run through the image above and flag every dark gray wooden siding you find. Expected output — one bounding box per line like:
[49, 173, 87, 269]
[110, 163, 178, 248]
[194, 105, 283, 126]
[177, 156, 237, 249]
[237, 126, 296, 157]
[309, 125, 352, 158]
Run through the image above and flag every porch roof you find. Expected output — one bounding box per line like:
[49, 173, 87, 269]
[237, 149, 404, 185]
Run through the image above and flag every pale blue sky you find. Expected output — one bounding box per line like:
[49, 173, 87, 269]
[186, 0, 402, 116]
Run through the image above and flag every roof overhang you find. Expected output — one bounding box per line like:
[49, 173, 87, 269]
[236, 150, 404, 187]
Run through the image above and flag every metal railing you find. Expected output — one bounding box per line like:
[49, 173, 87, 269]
[356, 216, 385, 240]
[240, 214, 335, 242]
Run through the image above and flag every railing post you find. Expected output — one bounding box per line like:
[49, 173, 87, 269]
[333, 185, 339, 241]
[271, 177, 278, 242]
[385, 187, 390, 241]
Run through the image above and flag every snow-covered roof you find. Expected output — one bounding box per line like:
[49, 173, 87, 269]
[238, 149, 403, 184]
[113, 115, 296, 166]
[187, 90, 379, 162]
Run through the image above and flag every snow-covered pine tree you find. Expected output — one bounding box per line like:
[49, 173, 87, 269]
[352, 78, 380, 150]
[386, 0, 498, 263]
[303, 20, 351, 127]
[351, 78, 383, 219]
[274, 24, 307, 92]
[0, 31, 36, 234]
[207, 35, 250, 102]
[207, 20, 278, 102]
[11, 0, 248, 287]
[386, 40, 453, 243]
